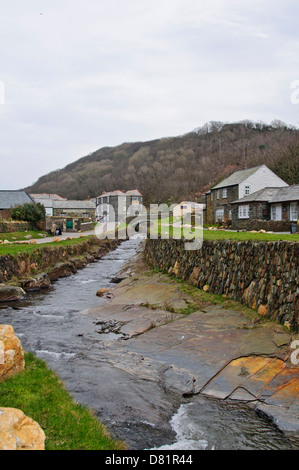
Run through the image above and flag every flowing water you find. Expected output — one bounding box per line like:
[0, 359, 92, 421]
[0, 238, 297, 450]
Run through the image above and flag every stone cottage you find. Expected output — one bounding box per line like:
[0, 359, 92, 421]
[206, 165, 288, 225]
[231, 185, 299, 231]
[96, 190, 143, 222]
[0, 190, 36, 219]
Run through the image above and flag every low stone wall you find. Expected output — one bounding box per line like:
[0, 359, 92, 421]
[232, 218, 294, 233]
[144, 238, 299, 331]
[0, 237, 120, 285]
[0, 221, 32, 233]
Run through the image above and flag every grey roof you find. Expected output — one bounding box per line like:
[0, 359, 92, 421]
[53, 200, 95, 209]
[33, 198, 54, 208]
[98, 189, 142, 198]
[269, 185, 299, 203]
[231, 187, 281, 204]
[212, 165, 265, 190]
[30, 193, 66, 201]
[0, 190, 35, 209]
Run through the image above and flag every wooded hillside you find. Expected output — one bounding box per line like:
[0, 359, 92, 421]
[26, 120, 299, 205]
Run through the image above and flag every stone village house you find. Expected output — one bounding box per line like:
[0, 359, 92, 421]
[205, 165, 288, 226]
[231, 185, 299, 232]
[0, 190, 36, 219]
[96, 190, 143, 222]
[31, 195, 96, 220]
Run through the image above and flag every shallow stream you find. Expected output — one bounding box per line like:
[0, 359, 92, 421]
[0, 239, 297, 450]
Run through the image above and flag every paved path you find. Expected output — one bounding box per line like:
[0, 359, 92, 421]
[31, 230, 97, 244]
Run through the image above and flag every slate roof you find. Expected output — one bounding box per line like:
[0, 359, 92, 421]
[53, 200, 95, 209]
[269, 185, 299, 203]
[30, 193, 67, 201]
[212, 165, 264, 190]
[0, 190, 35, 209]
[231, 187, 281, 204]
[126, 190, 143, 196]
[98, 189, 142, 198]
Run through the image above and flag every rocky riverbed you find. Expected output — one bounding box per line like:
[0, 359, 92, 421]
[1, 238, 298, 449]
[83, 244, 299, 446]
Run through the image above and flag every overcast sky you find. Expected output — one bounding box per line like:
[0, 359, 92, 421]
[0, 0, 299, 189]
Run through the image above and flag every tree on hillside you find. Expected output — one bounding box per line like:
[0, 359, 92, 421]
[271, 142, 299, 185]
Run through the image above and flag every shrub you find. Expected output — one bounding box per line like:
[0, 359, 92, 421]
[11, 203, 46, 226]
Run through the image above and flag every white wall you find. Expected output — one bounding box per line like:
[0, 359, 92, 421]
[238, 166, 288, 199]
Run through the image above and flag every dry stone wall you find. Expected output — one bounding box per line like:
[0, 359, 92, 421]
[144, 238, 299, 331]
[0, 238, 120, 285]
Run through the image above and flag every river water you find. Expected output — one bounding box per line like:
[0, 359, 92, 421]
[0, 238, 297, 450]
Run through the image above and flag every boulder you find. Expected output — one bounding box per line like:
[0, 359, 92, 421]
[96, 288, 110, 297]
[0, 325, 25, 381]
[0, 285, 26, 303]
[190, 266, 200, 286]
[21, 273, 51, 292]
[35, 273, 51, 289]
[47, 262, 77, 281]
[0, 408, 45, 450]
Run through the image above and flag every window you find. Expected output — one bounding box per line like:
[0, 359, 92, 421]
[271, 204, 282, 221]
[238, 205, 249, 219]
[216, 190, 220, 199]
[211, 192, 213, 201]
[45, 208, 53, 216]
[290, 202, 297, 222]
[244, 185, 251, 196]
[215, 209, 224, 222]
[222, 188, 227, 199]
[83, 213, 88, 218]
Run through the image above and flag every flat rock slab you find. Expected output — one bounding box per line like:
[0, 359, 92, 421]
[0, 285, 26, 302]
[81, 252, 299, 436]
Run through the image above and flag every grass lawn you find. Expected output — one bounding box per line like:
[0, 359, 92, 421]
[202, 229, 299, 242]
[0, 352, 126, 450]
[148, 217, 299, 242]
[0, 235, 93, 256]
[0, 230, 48, 243]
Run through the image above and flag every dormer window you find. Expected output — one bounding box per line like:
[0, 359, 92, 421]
[244, 185, 251, 196]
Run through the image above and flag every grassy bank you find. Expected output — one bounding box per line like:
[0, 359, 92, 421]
[0, 235, 93, 256]
[0, 352, 126, 450]
[0, 230, 48, 243]
[151, 217, 299, 242]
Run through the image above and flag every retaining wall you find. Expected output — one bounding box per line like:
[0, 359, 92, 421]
[144, 238, 299, 331]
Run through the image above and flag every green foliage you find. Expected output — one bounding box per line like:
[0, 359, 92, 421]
[0, 352, 126, 450]
[11, 203, 46, 225]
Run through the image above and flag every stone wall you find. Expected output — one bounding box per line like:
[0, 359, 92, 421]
[0, 237, 120, 285]
[0, 221, 32, 233]
[144, 238, 299, 331]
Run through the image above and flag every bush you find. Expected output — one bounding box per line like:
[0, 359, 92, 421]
[11, 203, 46, 226]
